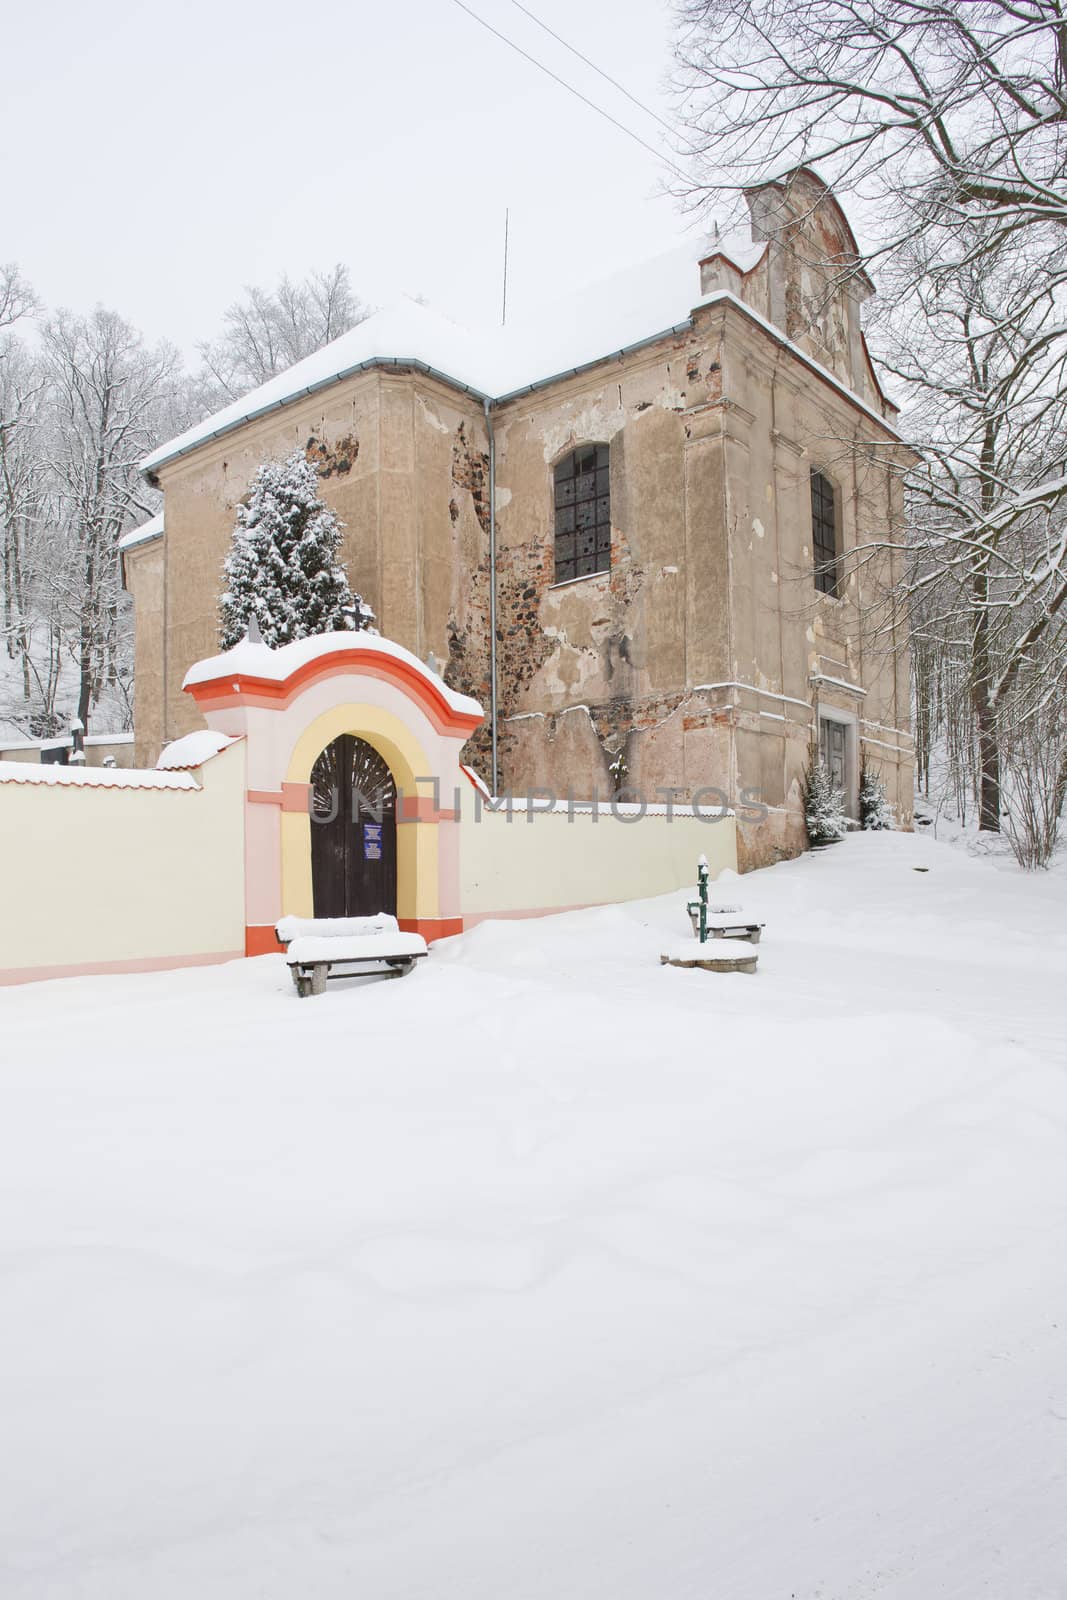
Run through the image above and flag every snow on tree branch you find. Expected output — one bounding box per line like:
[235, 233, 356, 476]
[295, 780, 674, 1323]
[219, 451, 373, 651]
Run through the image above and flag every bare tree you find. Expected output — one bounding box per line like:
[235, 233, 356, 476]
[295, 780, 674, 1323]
[0, 265, 44, 706]
[0, 261, 368, 739]
[1000, 687, 1067, 866]
[674, 2, 1067, 837]
[672, 1, 1067, 508]
[0, 339, 47, 702]
[673, 2, 1067, 240]
[41, 309, 181, 730]
[0, 263, 38, 333]
[869, 222, 1067, 828]
[196, 264, 368, 404]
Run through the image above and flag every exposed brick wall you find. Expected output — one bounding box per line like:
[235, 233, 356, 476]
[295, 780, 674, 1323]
[306, 432, 359, 479]
[442, 422, 494, 781]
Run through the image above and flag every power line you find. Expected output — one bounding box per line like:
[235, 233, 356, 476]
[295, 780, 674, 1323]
[446, 0, 693, 186]
[508, 0, 694, 151]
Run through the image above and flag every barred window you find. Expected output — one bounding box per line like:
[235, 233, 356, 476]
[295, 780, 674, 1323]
[554, 444, 610, 583]
[810, 469, 839, 596]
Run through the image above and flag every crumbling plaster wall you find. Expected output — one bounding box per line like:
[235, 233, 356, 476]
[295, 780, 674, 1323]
[706, 301, 912, 853]
[745, 169, 878, 407]
[490, 297, 912, 865]
[726, 321, 831, 832]
[491, 319, 728, 802]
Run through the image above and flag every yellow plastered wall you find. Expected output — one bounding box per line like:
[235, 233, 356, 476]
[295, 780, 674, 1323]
[0, 743, 246, 980]
[281, 702, 441, 921]
[459, 805, 738, 916]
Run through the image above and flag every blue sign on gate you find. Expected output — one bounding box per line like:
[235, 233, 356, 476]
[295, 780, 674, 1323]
[362, 822, 383, 861]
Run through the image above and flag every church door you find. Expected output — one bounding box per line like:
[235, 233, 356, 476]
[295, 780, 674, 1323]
[310, 735, 397, 919]
[819, 716, 848, 796]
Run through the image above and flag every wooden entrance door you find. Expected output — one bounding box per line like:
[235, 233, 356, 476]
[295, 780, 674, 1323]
[819, 716, 848, 794]
[310, 735, 397, 919]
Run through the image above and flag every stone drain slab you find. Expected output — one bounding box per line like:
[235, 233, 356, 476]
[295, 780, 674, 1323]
[660, 942, 759, 974]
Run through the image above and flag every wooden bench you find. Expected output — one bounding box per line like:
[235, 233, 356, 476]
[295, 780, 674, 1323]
[275, 915, 428, 997]
[687, 902, 765, 944]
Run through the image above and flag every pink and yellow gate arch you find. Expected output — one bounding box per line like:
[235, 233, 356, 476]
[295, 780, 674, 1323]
[183, 633, 483, 954]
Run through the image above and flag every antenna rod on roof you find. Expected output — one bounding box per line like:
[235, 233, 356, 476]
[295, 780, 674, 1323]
[501, 208, 510, 327]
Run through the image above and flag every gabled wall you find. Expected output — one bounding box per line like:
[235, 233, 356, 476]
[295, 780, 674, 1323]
[147, 371, 488, 765]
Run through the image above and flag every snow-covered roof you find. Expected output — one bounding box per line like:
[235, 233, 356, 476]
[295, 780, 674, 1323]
[0, 759, 198, 791]
[183, 630, 484, 722]
[140, 242, 710, 475]
[118, 512, 164, 552]
[143, 228, 897, 477]
[156, 729, 240, 771]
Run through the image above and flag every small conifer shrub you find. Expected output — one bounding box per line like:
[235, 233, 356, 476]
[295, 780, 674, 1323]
[804, 751, 848, 845]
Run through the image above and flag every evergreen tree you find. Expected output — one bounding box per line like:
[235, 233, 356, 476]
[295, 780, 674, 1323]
[804, 754, 848, 846]
[219, 451, 372, 649]
[859, 763, 896, 831]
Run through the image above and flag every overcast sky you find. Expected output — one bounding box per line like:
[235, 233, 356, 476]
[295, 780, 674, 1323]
[5, 0, 704, 358]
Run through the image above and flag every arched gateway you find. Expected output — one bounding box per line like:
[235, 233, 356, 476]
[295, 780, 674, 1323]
[310, 733, 397, 918]
[182, 631, 483, 954]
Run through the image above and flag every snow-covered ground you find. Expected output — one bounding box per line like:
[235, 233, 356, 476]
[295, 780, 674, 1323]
[2, 832, 1066, 1598]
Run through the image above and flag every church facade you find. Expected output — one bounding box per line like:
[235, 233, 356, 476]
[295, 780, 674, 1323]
[126, 169, 913, 868]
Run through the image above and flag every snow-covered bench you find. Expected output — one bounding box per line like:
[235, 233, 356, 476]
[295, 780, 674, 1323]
[687, 901, 765, 944]
[275, 914, 428, 996]
[275, 913, 401, 947]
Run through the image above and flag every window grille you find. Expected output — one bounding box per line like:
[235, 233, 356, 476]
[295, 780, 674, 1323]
[810, 470, 839, 596]
[554, 444, 611, 583]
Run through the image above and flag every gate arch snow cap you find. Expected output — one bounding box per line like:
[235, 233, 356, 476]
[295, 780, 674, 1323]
[183, 631, 483, 736]
[183, 631, 483, 955]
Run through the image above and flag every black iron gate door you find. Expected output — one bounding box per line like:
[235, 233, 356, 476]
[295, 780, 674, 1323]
[310, 735, 397, 918]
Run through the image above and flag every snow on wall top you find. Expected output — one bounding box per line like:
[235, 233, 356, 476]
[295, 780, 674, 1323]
[698, 225, 768, 275]
[0, 731, 135, 753]
[0, 759, 198, 791]
[117, 512, 164, 552]
[156, 729, 239, 771]
[140, 233, 786, 477]
[183, 630, 484, 721]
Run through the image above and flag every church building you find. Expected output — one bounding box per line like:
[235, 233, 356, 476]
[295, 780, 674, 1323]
[125, 168, 913, 868]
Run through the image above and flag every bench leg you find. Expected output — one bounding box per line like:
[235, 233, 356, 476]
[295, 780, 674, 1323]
[311, 962, 328, 996]
[295, 971, 312, 998]
[749, 930, 762, 944]
[386, 959, 414, 978]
